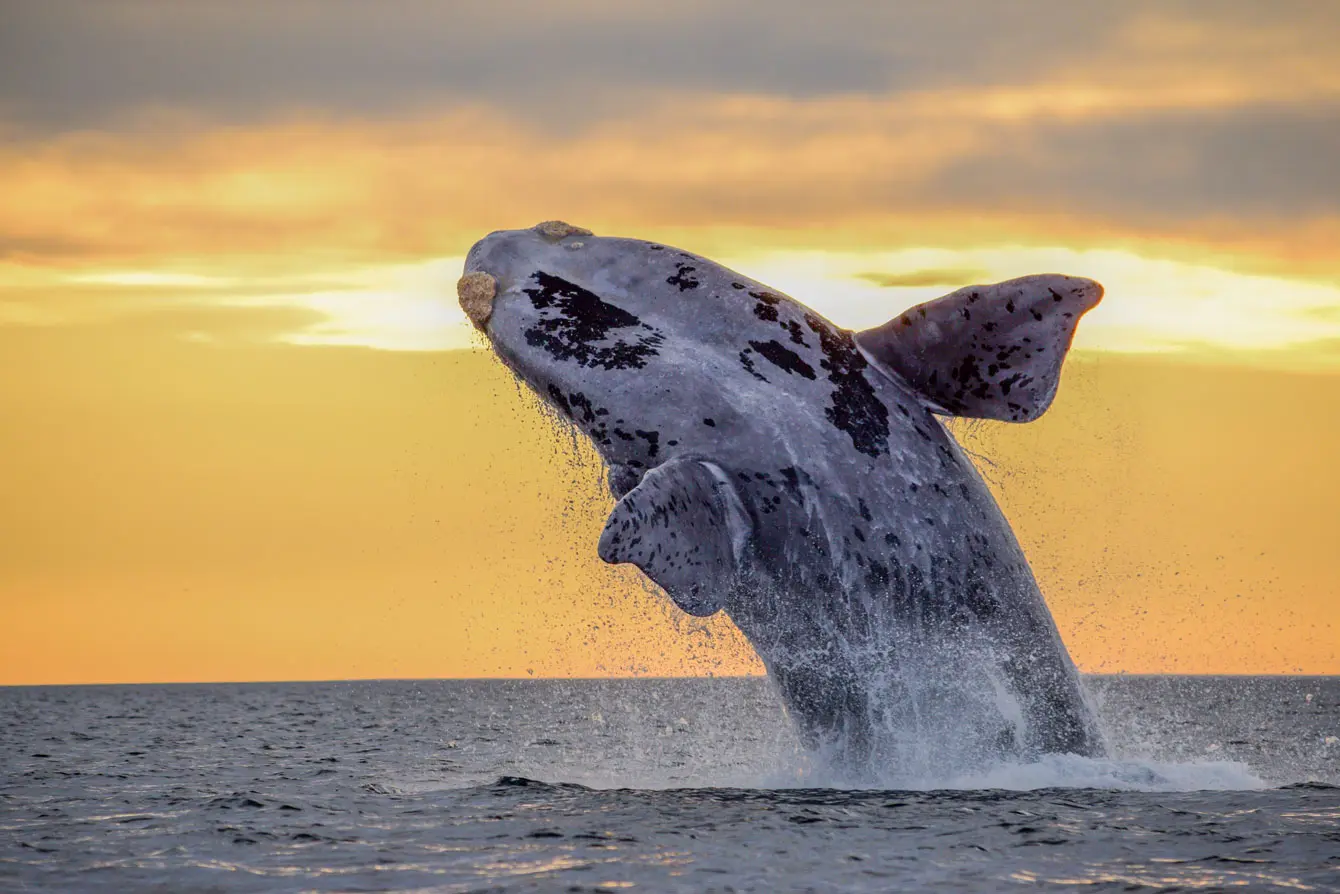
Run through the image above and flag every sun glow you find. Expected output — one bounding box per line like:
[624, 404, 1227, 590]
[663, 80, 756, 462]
[3, 0, 1338, 683]
[13, 243, 1334, 362]
[730, 246, 1340, 360]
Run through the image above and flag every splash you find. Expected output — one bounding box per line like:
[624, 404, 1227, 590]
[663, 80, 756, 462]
[760, 749, 1266, 793]
[401, 678, 1277, 794]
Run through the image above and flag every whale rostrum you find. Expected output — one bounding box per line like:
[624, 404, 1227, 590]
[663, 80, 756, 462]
[462, 221, 1106, 777]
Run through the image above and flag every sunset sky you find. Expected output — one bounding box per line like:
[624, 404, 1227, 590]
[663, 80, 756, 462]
[2, 1, 1337, 683]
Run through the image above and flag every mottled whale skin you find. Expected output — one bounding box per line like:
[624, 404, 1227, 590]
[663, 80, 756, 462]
[460, 222, 1106, 775]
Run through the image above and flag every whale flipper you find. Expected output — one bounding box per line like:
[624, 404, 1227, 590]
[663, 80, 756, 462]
[597, 458, 749, 617]
[854, 274, 1103, 422]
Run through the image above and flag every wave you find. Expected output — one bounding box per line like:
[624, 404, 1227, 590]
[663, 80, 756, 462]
[380, 755, 1268, 797]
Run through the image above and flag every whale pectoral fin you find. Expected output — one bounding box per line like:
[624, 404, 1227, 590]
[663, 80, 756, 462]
[597, 458, 749, 618]
[854, 274, 1103, 422]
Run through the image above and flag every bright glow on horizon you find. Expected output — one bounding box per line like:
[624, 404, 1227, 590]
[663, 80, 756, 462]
[72, 271, 236, 288]
[256, 258, 474, 351]
[18, 245, 1340, 361]
[730, 246, 1340, 358]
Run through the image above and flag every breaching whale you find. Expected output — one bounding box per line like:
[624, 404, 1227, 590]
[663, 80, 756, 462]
[459, 221, 1106, 776]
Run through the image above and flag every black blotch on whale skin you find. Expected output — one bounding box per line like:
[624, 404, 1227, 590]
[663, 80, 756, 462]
[753, 302, 780, 322]
[781, 319, 809, 347]
[567, 391, 599, 424]
[804, 314, 890, 457]
[546, 385, 571, 417]
[523, 272, 663, 370]
[739, 349, 769, 382]
[749, 340, 816, 380]
[634, 430, 660, 459]
[559, 390, 612, 447]
[667, 264, 700, 291]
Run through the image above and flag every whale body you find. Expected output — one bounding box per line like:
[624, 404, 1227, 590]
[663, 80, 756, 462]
[459, 221, 1106, 776]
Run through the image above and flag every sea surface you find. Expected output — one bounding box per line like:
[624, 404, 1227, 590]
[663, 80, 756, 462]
[2, 676, 1338, 892]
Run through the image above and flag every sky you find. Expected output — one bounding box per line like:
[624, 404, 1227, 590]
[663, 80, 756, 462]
[1, 1, 1337, 683]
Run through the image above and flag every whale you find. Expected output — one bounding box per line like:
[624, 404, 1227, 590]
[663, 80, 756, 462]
[459, 220, 1106, 777]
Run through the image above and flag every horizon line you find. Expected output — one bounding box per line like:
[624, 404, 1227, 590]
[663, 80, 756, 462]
[4, 672, 1337, 689]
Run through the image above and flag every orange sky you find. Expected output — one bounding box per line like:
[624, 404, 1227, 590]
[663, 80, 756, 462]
[1, 2, 1337, 682]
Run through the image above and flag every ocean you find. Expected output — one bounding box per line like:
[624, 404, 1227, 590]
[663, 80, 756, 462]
[2, 676, 1337, 892]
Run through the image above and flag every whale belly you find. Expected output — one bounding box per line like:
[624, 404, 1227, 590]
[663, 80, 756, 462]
[722, 454, 1104, 777]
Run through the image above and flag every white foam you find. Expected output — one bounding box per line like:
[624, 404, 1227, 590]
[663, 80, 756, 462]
[934, 753, 1267, 792]
[738, 748, 1268, 793]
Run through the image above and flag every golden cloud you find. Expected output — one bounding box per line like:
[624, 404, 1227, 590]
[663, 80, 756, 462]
[1, 24, 1337, 356]
[2, 28, 1337, 273]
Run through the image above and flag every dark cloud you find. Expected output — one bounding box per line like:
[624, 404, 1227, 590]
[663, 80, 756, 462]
[1, 0, 1332, 131]
[0, 235, 100, 260]
[920, 107, 1340, 222]
[856, 269, 990, 289]
[1, 1, 1337, 237]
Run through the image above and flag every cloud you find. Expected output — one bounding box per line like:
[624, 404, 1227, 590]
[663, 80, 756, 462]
[2, 3, 1337, 272]
[0, 263, 355, 324]
[856, 269, 990, 289]
[8, 302, 333, 344]
[0, 235, 100, 261]
[100, 304, 331, 342]
[0, 1, 1136, 129]
[730, 245, 1340, 363]
[2, 2, 1338, 363]
[924, 108, 1340, 222]
[2, 2, 1336, 131]
[0, 255, 472, 350]
[3, 89, 1338, 271]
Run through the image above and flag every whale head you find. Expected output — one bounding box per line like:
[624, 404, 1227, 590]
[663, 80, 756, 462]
[459, 221, 839, 492]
